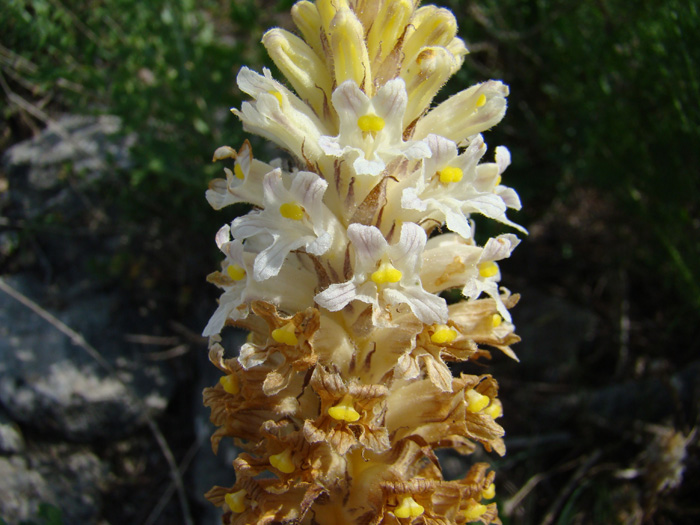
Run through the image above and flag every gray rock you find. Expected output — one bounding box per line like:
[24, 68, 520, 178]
[0, 455, 49, 523]
[0, 445, 105, 525]
[0, 408, 24, 454]
[2, 114, 134, 190]
[1, 114, 136, 279]
[0, 275, 174, 442]
[2, 114, 134, 227]
[35, 445, 105, 525]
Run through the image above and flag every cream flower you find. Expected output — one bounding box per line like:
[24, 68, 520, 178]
[412, 80, 509, 145]
[462, 233, 521, 321]
[237, 66, 331, 136]
[261, 29, 334, 123]
[318, 79, 431, 176]
[231, 68, 324, 162]
[230, 168, 339, 281]
[202, 226, 252, 337]
[420, 233, 482, 293]
[401, 134, 526, 237]
[314, 222, 447, 325]
[205, 140, 273, 210]
[476, 145, 524, 213]
[202, 225, 321, 337]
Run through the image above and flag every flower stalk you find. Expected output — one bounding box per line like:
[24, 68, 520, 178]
[203, 1, 523, 523]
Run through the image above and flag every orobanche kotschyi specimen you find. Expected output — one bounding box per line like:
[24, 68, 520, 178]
[202, 1, 525, 523]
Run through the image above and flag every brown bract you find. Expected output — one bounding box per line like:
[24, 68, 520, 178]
[205, 476, 328, 525]
[448, 294, 521, 361]
[386, 374, 506, 456]
[304, 366, 391, 455]
[352, 462, 500, 525]
[205, 342, 303, 453]
[237, 301, 321, 395]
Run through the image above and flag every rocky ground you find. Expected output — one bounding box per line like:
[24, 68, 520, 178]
[1, 115, 697, 524]
[0, 116, 233, 524]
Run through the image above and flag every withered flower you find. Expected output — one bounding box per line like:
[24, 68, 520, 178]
[304, 366, 391, 455]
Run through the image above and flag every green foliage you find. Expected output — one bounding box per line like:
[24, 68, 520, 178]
[450, 0, 700, 311]
[1, 0, 274, 228]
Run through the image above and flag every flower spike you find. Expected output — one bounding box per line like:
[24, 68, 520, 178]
[203, 1, 524, 523]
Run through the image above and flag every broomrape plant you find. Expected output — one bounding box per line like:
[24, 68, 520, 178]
[203, 1, 524, 523]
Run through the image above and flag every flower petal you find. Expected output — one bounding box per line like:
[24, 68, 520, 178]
[253, 234, 307, 281]
[481, 234, 520, 262]
[347, 223, 388, 272]
[384, 286, 447, 324]
[388, 222, 426, 273]
[315, 281, 357, 311]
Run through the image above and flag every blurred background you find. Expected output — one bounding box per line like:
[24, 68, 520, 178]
[1, 0, 698, 523]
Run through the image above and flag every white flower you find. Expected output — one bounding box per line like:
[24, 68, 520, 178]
[401, 134, 526, 239]
[262, 28, 334, 124]
[420, 233, 482, 293]
[237, 67, 330, 134]
[462, 233, 521, 321]
[230, 168, 338, 281]
[231, 67, 325, 162]
[475, 145, 524, 214]
[315, 222, 447, 325]
[205, 140, 273, 210]
[202, 226, 253, 337]
[203, 223, 320, 337]
[318, 79, 431, 176]
[412, 80, 509, 145]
